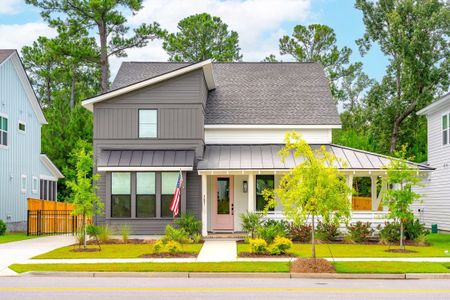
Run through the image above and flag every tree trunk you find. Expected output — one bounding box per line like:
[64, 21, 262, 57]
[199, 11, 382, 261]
[400, 221, 404, 250]
[83, 213, 87, 249]
[70, 73, 76, 109]
[98, 21, 109, 93]
[311, 214, 316, 259]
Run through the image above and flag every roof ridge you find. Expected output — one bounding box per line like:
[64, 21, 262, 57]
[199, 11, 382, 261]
[121, 61, 319, 64]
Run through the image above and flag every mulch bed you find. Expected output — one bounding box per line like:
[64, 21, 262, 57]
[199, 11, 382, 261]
[384, 248, 418, 253]
[70, 248, 102, 253]
[238, 252, 296, 258]
[290, 258, 336, 273]
[139, 252, 197, 258]
[86, 239, 155, 245]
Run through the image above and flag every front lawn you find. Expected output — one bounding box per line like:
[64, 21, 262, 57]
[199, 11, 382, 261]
[334, 261, 450, 273]
[238, 233, 450, 257]
[34, 243, 204, 259]
[0, 233, 35, 244]
[10, 262, 290, 273]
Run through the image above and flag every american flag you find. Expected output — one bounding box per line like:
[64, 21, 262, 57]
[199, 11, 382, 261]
[169, 170, 183, 217]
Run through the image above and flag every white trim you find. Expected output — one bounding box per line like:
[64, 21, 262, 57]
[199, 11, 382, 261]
[21, 174, 27, 193]
[417, 92, 450, 116]
[9, 52, 47, 124]
[98, 166, 193, 172]
[39, 174, 57, 181]
[0, 51, 14, 68]
[32, 176, 38, 194]
[441, 112, 450, 147]
[197, 168, 432, 175]
[204, 124, 342, 129]
[0, 113, 8, 148]
[0, 112, 7, 118]
[18, 120, 26, 134]
[81, 59, 215, 112]
[40, 154, 64, 179]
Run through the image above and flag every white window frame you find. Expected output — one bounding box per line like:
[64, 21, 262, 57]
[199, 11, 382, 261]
[138, 109, 158, 138]
[442, 112, 450, 147]
[21, 175, 27, 193]
[18, 120, 26, 134]
[32, 176, 38, 194]
[0, 113, 8, 149]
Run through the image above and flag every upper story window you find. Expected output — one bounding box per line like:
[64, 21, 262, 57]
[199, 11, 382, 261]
[0, 115, 8, 147]
[18, 121, 26, 133]
[443, 114, 449, 146]
[139, 109, 157, 138]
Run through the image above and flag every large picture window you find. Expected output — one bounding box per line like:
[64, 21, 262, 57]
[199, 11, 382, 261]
[256, 175, 274, 211]
[443, 114, 449, 146]
[161, 172, 180, 218]
[139, 110, 157, 138]
[111, 172, 131, 218]
[136, 172, 156, 218]
[0, 115, 8, 147]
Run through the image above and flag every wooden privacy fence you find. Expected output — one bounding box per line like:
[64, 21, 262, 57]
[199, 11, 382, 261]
[352, 196, 373, 211]
[27, 198, 91, 236]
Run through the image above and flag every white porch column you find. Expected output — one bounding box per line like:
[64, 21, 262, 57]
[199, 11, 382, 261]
[371, 176, 378, 211]
[201, 174, 208, 237]
[248, 173, 255, 212]
[347, 174, 354, 203]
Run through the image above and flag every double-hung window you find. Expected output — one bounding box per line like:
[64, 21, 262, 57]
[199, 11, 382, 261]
[111, 173, 131, 218]
[139, 110, 157, 138]
[136, 172, 156, 218]
[161, 172, 180, 218]
[256, 175, 275, 211]
[0, 115, 8, 147]
[443, 114, 449, 146]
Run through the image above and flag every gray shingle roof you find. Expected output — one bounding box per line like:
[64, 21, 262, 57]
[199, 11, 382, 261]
[0, 49, 15, 64]
[112, 62, 341, 126]
[197, 144, 434, 171]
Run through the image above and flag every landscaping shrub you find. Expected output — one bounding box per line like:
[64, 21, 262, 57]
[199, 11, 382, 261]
[240, 212, 263, 238]
[268, 236, 293, 255]
[0, 220, 6, 235]
[316, 222, 340, 241]
[165, 240, 182, 254]
[346, 221, 373, 243]
[152, 240, 164, 253]
[98, 225, 111, 243]
[120, 224, 130, 244]
[174, 213, 201, 236]
[378, 222, 400, 244]
[192, 233, 202, 243]
[257, 220, 288, 243]
[249, 238, 268, 254]
[404, 219, 429, 241]
[414, 233, 429, 246]
[162, 225, 191, 244]
[288, 223, 312, 242]
[75, 229, 85, 245]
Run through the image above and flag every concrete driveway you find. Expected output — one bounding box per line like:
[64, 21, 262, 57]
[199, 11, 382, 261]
[0, 235, 75, 276]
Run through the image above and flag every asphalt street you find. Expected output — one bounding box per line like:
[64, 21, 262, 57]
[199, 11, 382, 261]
[0, 276, 449, 300]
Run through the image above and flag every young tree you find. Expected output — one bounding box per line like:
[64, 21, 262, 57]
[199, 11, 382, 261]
[264, 132, 352, 258]
[66, 141, 103, 248]
[383, 146, 422, 250]
[163, 13, 242, 62]
[26, 0, 164, 92]
[356, 0, 450, 153]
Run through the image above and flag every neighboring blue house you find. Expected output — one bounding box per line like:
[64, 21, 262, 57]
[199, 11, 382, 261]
[0, 49, 63, 231]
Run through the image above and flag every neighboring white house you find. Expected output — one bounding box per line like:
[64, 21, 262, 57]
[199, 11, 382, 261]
[414, 92, 450, 232]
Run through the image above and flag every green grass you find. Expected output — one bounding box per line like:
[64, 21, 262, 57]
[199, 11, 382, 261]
[333, 261, 450, 273]
[238, 233, 450, 257]
[0, 233, 35, 244]
[9, 262, 290, 273]
[33, 243, 204, 259]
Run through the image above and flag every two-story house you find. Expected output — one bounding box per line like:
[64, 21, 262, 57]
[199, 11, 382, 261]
[413, 92, 450, 232]
[0, 49, 63, 231]
[82, 60, 431, 235]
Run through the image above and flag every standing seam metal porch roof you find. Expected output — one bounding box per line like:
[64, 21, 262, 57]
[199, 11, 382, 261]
[196, 144, 433, 171]
[97, 150, 195, 169]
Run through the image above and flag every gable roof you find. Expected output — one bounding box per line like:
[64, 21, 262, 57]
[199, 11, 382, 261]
[108, 61, 341, 126]
[40, 154, 64, 179]
[0, 49, 47, 124]
[82, 59, 215, 111]
[417, 92, 450, 116]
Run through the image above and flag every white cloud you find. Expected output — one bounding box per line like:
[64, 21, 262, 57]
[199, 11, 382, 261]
[0, 0, 22, 15]
[0, 22, 56, 50]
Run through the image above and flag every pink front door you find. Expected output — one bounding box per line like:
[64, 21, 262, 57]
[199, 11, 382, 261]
[212, 176, 234, 231]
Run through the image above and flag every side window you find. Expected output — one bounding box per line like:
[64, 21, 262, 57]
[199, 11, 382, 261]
[139, 110, 157, 138]
[443, 114, 449, 146]
[0, 115, 8, 147]
[32, 176, 38, 194]
[256, 175, 275, 211]
[18, 121, 26, 133]
[21, 175, 27, 193]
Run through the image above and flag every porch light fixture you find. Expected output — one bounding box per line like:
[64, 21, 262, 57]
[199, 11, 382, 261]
[243, 181, 248, 193]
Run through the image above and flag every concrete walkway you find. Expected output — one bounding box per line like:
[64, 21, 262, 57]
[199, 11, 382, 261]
[197, 240, 237, 262]
[0, 235, 76, 276]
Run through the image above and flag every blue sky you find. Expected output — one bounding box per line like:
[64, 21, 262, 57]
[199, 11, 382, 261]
[0, 0, 388, 81]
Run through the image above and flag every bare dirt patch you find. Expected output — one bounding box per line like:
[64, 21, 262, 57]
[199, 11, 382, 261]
[290, 258, 336, 273]
[238, 252, 296, 258]
[384, 248, 418, 253]
[139, 252, 197, 258]
[70, 248, 102, 253]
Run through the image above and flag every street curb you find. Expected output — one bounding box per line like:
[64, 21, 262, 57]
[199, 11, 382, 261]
[21, 271, 450, 279]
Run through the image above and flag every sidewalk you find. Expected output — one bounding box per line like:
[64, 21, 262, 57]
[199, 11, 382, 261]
[197, 240, 237, 262]
[0, 235, 76, 276]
